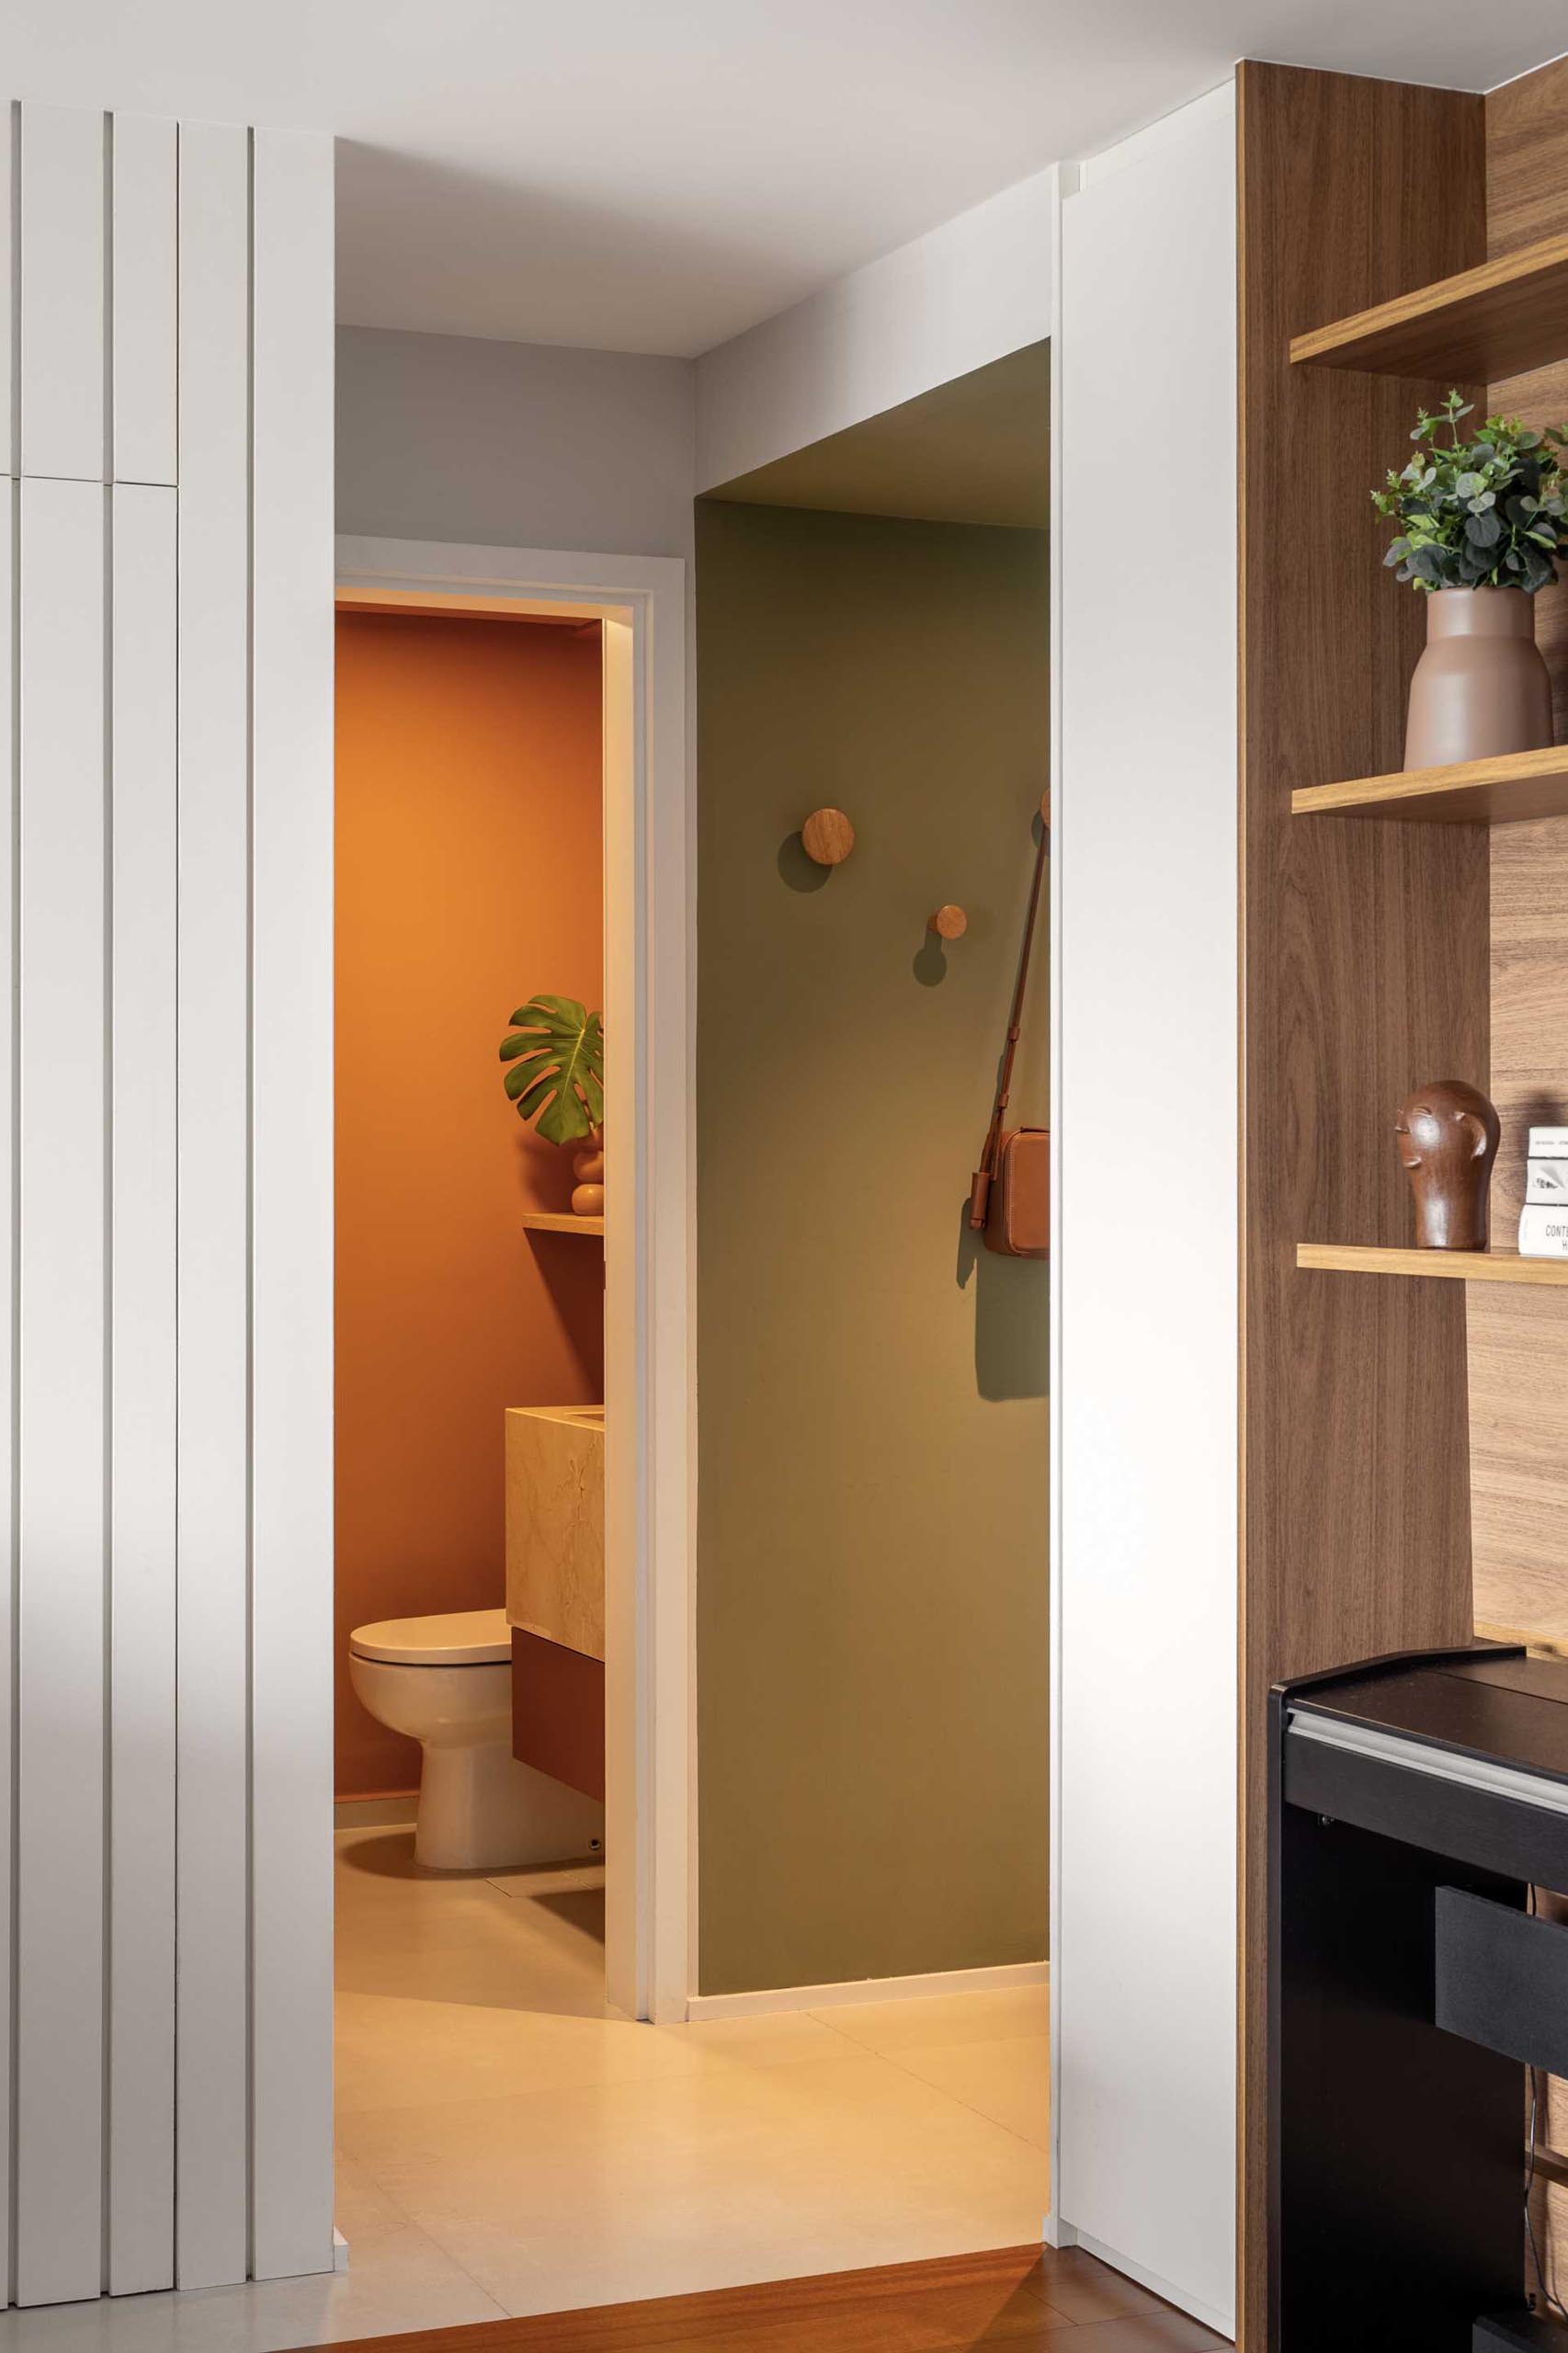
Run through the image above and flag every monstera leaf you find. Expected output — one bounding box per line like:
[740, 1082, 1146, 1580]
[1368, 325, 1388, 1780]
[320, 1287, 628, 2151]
[499, 995, 604, 1145]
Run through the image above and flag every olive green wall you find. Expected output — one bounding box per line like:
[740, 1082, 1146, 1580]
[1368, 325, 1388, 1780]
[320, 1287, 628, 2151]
[696, 500, 1050, 1995]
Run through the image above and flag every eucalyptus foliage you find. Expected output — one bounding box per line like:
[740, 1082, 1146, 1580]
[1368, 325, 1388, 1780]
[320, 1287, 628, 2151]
[499, 994, 604, 1145]
[1372, 390, 1568, 594]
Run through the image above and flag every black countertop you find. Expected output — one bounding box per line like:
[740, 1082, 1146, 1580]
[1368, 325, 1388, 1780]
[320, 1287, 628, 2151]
[1283, 1644, 1568, 1789]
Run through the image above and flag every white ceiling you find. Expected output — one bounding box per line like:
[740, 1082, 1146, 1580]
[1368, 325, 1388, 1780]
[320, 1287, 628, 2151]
[10, 3, 1568, 358]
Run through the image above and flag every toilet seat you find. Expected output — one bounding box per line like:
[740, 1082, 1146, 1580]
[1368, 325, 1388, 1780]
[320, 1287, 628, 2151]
[349, 1607, 512, 1667]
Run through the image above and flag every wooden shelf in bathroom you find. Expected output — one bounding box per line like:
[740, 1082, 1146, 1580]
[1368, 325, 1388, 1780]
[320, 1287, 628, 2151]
[521, 1211, 605, 1237]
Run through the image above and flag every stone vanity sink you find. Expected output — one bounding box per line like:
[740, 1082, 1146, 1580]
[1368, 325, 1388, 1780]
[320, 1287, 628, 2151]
[504, 1405, 605, 1662]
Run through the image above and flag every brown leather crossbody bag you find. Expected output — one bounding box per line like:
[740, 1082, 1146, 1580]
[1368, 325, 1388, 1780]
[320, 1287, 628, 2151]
[967, 796, 1049, 1259]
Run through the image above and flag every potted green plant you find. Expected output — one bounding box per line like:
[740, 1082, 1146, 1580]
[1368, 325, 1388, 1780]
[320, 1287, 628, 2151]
[499, 994, 606, 1215]
[1373, 392, 1568, 770]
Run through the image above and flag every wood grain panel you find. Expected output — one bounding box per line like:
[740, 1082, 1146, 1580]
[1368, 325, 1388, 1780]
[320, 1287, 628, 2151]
[1238, 62, 1488, 2347]
[296, 2243, 1225, 2353]
[1470, 817, 1568, 1654]
[1471, 59, 1568, 1734]
[1487, 58, 1568, 264]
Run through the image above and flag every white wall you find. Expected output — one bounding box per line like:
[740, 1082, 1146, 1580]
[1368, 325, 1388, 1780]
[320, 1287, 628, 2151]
[1052, 82, 1237, 2337]
[336, 173, 1056, 552]
[1, 97, 335, 2305]
[694, 167, 1054, 491]
[336, 325, 695, 559]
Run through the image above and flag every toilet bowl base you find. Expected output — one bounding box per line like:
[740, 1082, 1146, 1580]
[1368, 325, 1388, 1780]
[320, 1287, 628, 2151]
[415, 1736, 605, 1872]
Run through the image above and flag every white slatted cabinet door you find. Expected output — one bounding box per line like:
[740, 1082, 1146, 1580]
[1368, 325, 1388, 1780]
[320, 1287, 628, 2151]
[19, 105, 106, 483]
[109, 482, 177, 2295]
[176, 119, 252, 2292]
[0, 478, 17, 2309]
[111, 118, 177, 487]
[17, 474, 108, 2307]
[1, 104, 15, 472]
[250, 126, 335, 2281]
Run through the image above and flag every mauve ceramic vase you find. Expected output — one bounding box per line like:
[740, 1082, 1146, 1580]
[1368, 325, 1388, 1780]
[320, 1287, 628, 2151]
[1403, 585, 1553, 771]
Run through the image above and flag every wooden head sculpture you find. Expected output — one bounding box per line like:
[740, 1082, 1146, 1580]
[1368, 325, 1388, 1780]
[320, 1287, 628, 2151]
[1394, 1078, 1501, 1251]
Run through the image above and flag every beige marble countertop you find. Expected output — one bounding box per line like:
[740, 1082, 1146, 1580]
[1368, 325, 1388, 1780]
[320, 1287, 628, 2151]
[505, 1405, 605, 1661]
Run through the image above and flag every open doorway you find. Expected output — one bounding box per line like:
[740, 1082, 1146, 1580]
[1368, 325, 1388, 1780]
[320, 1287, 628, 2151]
[333, 598, 613, 2036]
[319, 540, 697, 2319]
[317, 335, 1055, 2310]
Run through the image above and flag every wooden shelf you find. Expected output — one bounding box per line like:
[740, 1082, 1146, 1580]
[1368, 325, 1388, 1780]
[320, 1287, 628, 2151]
[1297, 1242, 1568, 1286]
[1290, 231, 1568, 381]
[1292, 745, 1568, 824]
[521, 1212, 604, 1237]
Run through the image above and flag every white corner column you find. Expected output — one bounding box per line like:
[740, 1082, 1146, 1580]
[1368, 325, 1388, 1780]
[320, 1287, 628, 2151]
[1051, 81, 1239, 2339]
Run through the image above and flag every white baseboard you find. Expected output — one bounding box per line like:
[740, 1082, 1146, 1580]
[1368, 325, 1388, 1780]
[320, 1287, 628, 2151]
[1069, 2229, 1234, 2343]
[685, 1959, 1048, 2022]
[334, 1792, 418, 1831]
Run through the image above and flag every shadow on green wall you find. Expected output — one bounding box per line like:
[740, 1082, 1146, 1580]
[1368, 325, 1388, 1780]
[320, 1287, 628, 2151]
[956, 1204, 1050, 1401]
[913, 927, 949, 986]
[775, 829, 831, 893]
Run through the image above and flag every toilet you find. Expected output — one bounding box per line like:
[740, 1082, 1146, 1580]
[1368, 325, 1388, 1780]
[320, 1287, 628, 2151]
[348, 1606, 605, 1871]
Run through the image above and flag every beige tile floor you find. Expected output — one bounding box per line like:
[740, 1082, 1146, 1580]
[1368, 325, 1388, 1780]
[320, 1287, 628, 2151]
[0, 1824, 1050, 2350]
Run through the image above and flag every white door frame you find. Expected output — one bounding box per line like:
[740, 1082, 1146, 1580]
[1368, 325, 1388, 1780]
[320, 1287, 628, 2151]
[334, 534, 695, 2025]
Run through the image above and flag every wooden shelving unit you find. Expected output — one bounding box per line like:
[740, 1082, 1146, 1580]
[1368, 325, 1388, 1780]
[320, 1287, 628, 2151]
[521, 1211, 604, 1237]
[1242, 52, 1568, 2347]
[1292, 745, 1568, 824]
[1290, 230, 1568, 381]
[1297, 1242, 1568, 1286]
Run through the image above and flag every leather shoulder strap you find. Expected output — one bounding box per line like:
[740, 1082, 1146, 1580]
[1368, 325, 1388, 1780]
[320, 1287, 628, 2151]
[969, 797, 1050, 1228]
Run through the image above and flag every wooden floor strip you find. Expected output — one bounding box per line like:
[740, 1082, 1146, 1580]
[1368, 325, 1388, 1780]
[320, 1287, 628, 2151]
[304, 2245, 1228, 2352]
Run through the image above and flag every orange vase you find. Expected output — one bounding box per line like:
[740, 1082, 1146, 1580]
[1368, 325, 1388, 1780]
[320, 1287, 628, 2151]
[571, 1126, 604, 1217]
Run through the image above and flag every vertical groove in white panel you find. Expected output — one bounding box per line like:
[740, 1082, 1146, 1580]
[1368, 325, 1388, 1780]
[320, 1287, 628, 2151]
[0, 480, 16, 2313]
[108, 483, 176, 2296]
[249, 129, 334, 2283]
[18, 107, 106, 484]
[111, 119, 176, 488]
[176, 119, 251, 2294]
[1, 106, 15, 476]
[16, 476, 107, 2307]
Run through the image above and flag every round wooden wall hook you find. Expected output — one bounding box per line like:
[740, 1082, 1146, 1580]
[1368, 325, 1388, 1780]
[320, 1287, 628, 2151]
[801, 808, 856, 867]
[927, 904, 968, 940]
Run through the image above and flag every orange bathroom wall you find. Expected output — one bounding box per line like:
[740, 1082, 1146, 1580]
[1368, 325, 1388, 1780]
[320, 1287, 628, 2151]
[335, 609, 604, 1799]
